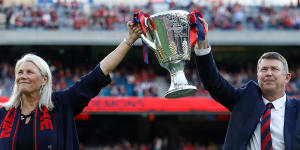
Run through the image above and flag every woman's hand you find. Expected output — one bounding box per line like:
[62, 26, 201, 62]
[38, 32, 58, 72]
[126, 21, 143, 45]
[100, 21, 143, 75]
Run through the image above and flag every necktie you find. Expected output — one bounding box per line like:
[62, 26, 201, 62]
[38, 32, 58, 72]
[261, 103, 274, 150]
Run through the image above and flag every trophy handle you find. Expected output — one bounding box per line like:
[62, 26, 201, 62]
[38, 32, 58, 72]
[141, 34, 157, 50]
[140, 17, 157, 51]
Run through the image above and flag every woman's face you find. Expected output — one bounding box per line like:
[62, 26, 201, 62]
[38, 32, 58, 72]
[16, 61, 47, 94]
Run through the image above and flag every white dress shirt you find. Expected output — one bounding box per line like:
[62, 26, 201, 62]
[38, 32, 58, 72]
[247, 94, 286, 150]
[194, 44, 211, 56]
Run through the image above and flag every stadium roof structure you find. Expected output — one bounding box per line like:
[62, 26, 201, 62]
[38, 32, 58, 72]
[0, 30, 299, 46]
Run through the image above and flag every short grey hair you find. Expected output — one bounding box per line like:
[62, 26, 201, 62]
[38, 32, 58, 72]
[2, 54, 54, 110]
[257, 52, 289, 74]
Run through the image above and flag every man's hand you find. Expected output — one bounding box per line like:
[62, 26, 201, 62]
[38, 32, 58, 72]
[196, 17, 209, 50]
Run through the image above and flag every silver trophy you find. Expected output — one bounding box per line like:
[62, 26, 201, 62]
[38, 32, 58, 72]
[140, 10, 197, 98]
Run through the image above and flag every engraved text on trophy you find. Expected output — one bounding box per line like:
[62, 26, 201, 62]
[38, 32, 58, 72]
[166, 15, 188, 38]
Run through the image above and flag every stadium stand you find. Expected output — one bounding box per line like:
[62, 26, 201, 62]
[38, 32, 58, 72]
[0, 1, 299, 30]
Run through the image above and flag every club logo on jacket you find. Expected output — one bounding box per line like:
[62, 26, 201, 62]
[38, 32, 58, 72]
[40, 107, 53, 131]
[0, 108, 16, 138]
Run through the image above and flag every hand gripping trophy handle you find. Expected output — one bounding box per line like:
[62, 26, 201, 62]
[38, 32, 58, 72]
[139, 10, 198, 99]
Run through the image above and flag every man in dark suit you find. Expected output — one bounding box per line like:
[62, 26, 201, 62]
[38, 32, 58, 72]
[194, 18, 300, 150]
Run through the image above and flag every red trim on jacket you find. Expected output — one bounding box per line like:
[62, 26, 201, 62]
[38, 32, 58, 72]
[34, 106, 38, 150]
[12, 111, 20, 150]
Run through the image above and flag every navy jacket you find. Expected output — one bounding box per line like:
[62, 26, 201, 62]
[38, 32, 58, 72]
[195, 52, 300, 150]
[0, 64, 111, 150]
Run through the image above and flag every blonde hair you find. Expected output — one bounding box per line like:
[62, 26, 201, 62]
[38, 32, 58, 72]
[2, 54, 54, 110]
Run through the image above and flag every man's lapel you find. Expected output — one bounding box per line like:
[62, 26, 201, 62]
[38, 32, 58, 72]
[284, 97, 296, 150]
[245, 94, 265, 145]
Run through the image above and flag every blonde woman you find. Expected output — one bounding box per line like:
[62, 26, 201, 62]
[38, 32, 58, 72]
[0, 21, 142, 150]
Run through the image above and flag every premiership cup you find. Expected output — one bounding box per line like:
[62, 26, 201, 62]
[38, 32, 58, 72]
[140, 10, 197, 98]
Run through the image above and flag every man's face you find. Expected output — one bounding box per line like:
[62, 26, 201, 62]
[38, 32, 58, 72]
[257, 59, 291, 95]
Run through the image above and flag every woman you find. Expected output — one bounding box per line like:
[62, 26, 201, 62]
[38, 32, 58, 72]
[0, 21, 142, 150]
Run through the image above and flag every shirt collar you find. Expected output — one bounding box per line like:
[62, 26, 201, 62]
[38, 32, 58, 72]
[262, 94, 286, 111]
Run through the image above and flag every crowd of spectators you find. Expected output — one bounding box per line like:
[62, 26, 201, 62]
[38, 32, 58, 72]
[100, 66, 158, 97]
[2, 61, 300, 98]
[0, 62, 159, 97]
[0, 62, 13, 97]
[0, 1, 300, 31]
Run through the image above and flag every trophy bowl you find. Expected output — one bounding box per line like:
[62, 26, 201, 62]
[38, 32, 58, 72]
[140, 10, 197, 98]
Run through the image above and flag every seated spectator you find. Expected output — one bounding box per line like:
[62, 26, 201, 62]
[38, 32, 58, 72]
[0, 7, 6, 29]
[254, 15, 264, 29]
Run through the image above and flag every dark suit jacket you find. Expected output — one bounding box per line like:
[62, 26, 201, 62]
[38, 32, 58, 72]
[0, 64, 111, 150]
[195, 52, 300, 150]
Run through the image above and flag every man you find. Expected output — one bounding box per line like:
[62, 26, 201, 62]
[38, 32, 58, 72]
[194, 18, 300, 149]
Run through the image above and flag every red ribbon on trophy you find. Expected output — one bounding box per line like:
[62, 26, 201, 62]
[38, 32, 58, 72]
[189, 11, 207, 47]
[133, 11, 152, 64]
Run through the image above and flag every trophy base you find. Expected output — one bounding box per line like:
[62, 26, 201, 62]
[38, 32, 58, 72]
[165, 85, 197, 99]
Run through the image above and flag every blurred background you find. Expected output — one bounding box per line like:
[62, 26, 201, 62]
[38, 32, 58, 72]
[0, 0, 300, 149]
